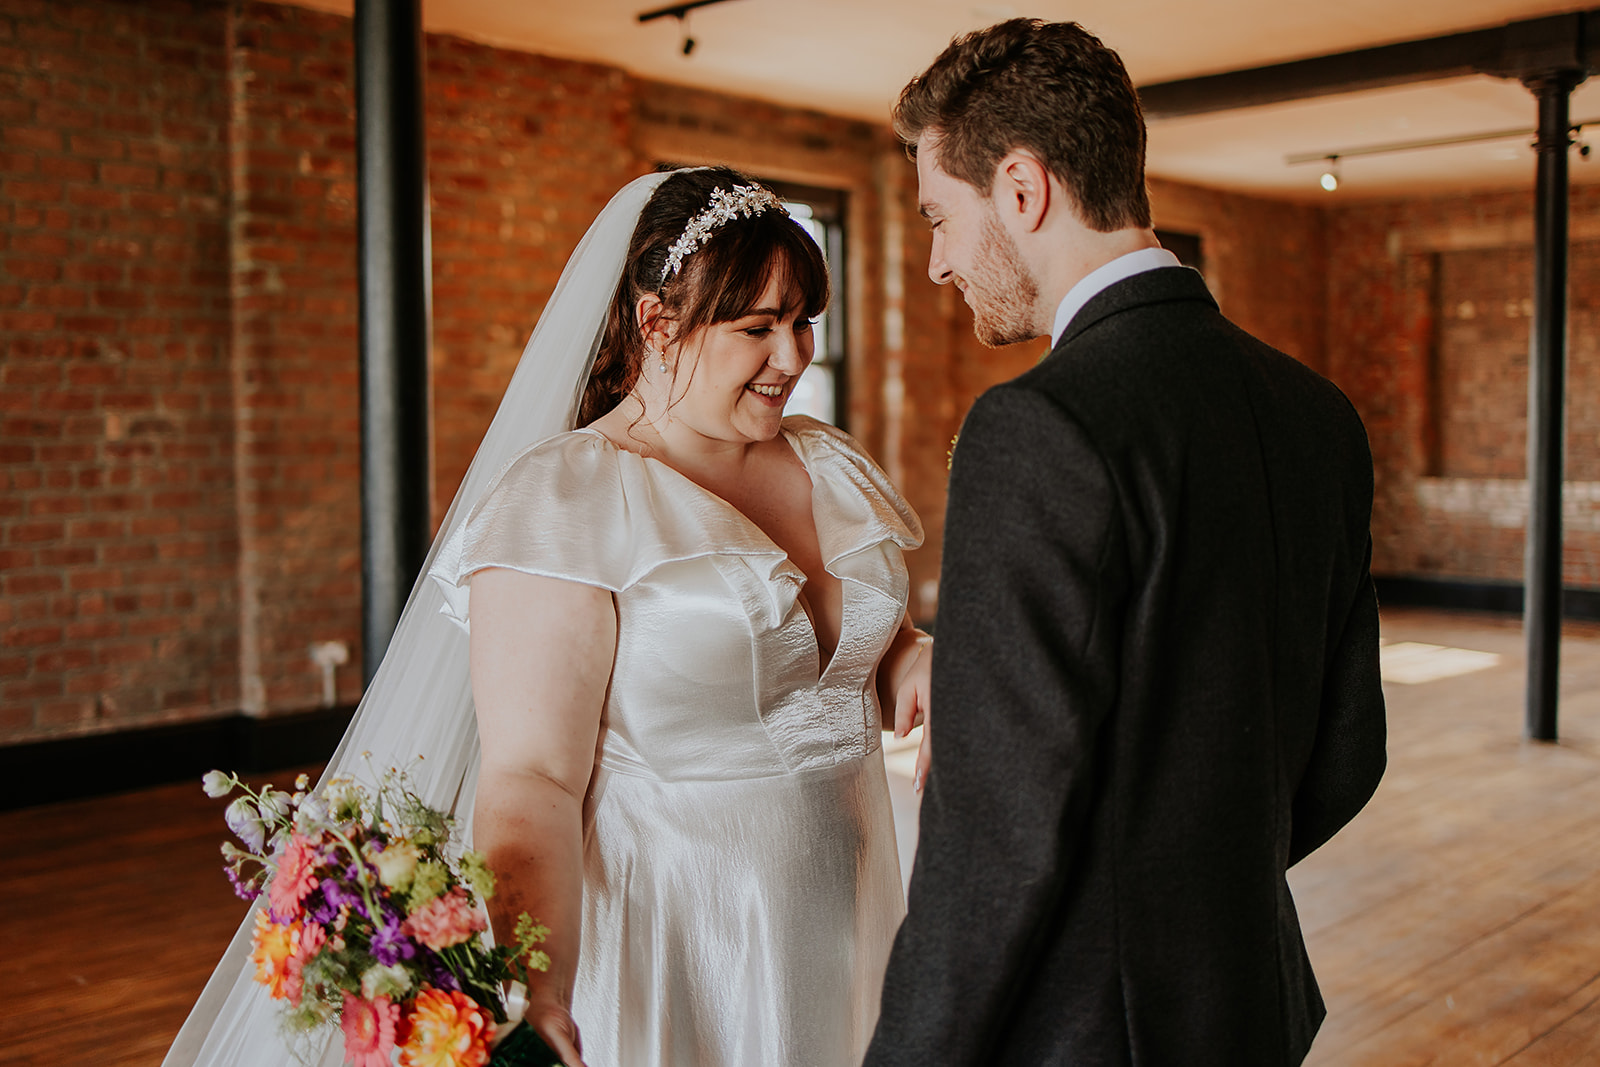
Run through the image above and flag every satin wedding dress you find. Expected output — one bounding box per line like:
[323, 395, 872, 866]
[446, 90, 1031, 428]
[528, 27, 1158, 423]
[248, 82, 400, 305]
[429, 413, 922, 1067]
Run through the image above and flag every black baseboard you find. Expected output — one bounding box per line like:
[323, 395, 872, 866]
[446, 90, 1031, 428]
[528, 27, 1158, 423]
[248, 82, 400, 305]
[1375, 575, 1600, 621]
[0, 705, 355, 812]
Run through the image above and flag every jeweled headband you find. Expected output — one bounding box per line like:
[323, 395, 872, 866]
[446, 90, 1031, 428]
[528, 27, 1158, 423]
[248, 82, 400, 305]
[658, 183, 787, 287]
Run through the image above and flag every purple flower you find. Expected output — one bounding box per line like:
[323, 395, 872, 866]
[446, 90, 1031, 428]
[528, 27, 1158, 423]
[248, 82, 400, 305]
[304, 881, 341, 925]
[225, 865, 260, 902]
[368, 911, 417, 966]
[422, 953, 461, 992]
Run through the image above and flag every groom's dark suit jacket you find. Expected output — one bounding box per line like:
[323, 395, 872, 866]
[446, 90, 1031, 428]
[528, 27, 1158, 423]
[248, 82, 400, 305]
[866, 267, 1386, 1066]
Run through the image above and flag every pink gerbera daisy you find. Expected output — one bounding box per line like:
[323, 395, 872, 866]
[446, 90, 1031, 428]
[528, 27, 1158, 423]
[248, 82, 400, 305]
[284, 921, 327, 1006]
[267, 832, 321, 919]
[341, 993, 399, 1067]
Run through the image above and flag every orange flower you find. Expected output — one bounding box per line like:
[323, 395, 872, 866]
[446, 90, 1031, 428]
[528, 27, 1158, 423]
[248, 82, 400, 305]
[248, 911, 300, 1000]
[398, 987, 492, 1067]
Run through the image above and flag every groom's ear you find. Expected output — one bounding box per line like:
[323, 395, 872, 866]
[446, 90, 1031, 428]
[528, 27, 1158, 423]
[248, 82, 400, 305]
[993, 151, 1050, 234]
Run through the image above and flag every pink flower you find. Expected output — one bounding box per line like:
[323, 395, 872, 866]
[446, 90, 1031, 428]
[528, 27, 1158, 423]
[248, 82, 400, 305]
[401, 888, 486, 951]
[268, 832, 321, 920]
[341, 993, 400, 1067]
[284, 921, 327, 1006]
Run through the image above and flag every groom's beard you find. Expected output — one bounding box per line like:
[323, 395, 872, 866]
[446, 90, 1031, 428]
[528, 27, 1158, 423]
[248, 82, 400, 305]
[963, 211, 1041, 348]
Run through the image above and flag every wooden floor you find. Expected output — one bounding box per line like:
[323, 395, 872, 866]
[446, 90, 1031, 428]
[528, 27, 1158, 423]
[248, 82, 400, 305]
[3, 607, 1599, 1066]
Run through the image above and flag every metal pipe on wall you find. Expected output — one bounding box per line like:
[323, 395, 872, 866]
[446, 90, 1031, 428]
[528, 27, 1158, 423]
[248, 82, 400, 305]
[1523, 71, 1582, 741]
[356, 0, 432, 686]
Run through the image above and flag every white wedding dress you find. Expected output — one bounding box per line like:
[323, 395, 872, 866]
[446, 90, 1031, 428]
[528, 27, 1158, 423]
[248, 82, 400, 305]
[430, 414, 922, 1067]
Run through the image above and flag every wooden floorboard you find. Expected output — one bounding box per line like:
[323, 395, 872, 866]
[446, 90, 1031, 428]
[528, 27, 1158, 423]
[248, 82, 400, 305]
[1298, 609, 1600, 1066]
[3, 609, 1600, 1065]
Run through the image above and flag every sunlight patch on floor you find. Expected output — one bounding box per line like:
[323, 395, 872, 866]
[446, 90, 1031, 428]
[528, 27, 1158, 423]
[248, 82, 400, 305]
[882, 727, 922, 781]
[1380, 641, 1502, 685]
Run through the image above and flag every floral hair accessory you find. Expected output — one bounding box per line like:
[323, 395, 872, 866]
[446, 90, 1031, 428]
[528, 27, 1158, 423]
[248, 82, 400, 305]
[659, 183, 786, 286]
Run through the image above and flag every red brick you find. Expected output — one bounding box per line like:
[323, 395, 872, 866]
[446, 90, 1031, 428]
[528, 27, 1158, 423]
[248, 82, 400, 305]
[6, 573, 61, 595]
[0, 549, 36, 570]
[12, 233, 71, 256]
[4, 624, 62, 648]
[3, 126, 61, 152]
[8, 521, 64, 544]
[68, 133, 127, 160]
[65, 620, 120, 641]
[5, 178, 62, 202]
[4, 677, 63, 701]
[37, 155, 97, 182]
[35, 647, 93, 672]
[38, 546, 95, 566]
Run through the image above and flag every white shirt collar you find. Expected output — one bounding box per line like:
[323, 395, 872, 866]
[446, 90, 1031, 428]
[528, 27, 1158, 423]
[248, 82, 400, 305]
[1050, 246, 1182, 347]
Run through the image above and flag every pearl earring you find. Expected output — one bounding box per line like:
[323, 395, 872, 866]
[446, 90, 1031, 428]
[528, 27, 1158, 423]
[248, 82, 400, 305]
[648, 346, 668, 375]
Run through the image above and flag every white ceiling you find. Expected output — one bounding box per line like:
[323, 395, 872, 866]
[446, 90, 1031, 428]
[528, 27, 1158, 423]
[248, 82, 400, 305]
[283, 0, 1600, 200]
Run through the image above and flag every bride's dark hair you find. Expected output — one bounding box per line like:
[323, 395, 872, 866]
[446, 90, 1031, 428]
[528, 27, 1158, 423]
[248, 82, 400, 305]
[579, 166, 830, 425]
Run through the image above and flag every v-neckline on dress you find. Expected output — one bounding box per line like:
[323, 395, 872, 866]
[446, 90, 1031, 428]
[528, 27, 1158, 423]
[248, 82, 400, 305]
[572, 425, 846, 678]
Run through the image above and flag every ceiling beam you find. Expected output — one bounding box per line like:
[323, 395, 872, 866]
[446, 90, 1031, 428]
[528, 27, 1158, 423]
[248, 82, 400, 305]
[1138, 11, 1598, 119]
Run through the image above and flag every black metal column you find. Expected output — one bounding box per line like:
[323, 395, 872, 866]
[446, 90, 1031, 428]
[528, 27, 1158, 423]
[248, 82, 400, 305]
[356, 0, 432, 685]
[1523, 71, 1582, 741]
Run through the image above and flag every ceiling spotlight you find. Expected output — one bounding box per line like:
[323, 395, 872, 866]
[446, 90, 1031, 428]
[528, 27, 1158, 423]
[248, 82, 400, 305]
[1319, 156, 1340, 192]
[637, 0, 742, 58]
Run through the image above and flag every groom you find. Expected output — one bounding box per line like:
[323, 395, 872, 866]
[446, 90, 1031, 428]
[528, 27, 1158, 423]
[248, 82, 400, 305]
[867, 19, 1387, 1066]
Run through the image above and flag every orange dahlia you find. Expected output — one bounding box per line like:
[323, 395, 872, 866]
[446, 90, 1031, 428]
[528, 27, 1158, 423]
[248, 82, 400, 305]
[248, 911, 299, 1000]
[398, 987, 492, 1067]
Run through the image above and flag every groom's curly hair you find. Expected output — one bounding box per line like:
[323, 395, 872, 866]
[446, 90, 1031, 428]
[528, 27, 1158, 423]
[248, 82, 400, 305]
[581, 166, 829, 426]
[894, 18, 1151, 233]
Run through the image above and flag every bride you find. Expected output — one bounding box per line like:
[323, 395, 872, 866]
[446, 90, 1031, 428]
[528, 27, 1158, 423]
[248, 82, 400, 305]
[165, 166, 932, 1067]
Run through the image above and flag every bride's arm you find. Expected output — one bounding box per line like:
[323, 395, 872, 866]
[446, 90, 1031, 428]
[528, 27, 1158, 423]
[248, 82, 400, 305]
[469, 567, 616, 1067]
[876, 613, 933, 789]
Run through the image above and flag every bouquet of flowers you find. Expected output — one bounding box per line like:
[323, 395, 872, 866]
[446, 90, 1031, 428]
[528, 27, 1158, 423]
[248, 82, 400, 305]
[204, 764, 564, 1067]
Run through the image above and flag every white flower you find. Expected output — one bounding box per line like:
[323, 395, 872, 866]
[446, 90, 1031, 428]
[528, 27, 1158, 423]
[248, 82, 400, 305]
[202, 770, 233, 798]
[324, 779, 364, 822]
[294, 795, 330, 834]
[371, 843, 421, 891]
[359, 963, 413, 1000]
[224, 797, 268, 853]
[260, 789, 294, 821]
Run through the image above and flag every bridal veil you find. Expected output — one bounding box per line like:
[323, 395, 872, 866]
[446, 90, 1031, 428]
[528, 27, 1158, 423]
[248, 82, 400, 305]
[163, 170, 674, 1067]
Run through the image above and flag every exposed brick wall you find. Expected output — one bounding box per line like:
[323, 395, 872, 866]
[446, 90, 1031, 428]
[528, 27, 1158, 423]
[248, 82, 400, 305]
[1434, 240, 1600, 482]
[0, 0, 986, 743]
[0, 0, 236, 738]
[1148, 178, 1327, 374]
[12, 0, 1589, 747]
[428, 41, 635, 516]
[1326, 187, 1600, 587]
[226, 1, 361, 713]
